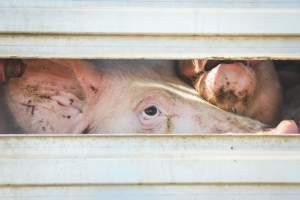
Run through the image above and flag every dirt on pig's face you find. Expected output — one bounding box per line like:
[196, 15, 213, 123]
[3, 59, 266, 134]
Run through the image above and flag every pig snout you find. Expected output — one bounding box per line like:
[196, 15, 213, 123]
[178, 60, 282, 125]
[195, 62, 256, 115]
[272, 120, 299, 134]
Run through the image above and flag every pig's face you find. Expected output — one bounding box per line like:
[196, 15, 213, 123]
[4, 59, 266, 134]
[85, 60, 265, 134]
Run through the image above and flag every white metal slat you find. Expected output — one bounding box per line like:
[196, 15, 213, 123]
[0, 135, 300, 185]
[0, 0, 300, 35]
[0, 0, 299, 59]
[0, 135, 300, 199]
[1, 8, 300, 35]
[0, 35, 299, 59]
[1, 185, 300, 200]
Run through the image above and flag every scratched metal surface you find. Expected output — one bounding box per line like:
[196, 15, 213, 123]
[0, 135, 300, 199]
[0, 0, 299, 35]
[0, 0, 299, 59]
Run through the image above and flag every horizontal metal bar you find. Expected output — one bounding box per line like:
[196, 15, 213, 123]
[1, 184, 300, 200]
[0, 135, 300, 185]
[0, 1, 300, 35]
[2, 0, 300, 9]
[0, 34, 299, 59]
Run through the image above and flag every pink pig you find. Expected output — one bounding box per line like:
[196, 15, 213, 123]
[178, 60, 282, 125]
[0, 59, 297, 134]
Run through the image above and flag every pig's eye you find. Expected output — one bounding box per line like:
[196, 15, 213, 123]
[142, 105, 161, 119]
[136, 98, 168, 130]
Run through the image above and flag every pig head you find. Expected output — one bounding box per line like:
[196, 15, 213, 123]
[3, 59, 266, 134]
[178, 60, 282, 125]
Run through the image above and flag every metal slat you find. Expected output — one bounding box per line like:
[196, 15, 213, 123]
[0, 135, 300, 185]
[1, 135, 300, 199]
[1, 185, 300, 200]
[0, 0, 299, 58]
[0, 35, 299, 59]
[0, 0, 300, 35]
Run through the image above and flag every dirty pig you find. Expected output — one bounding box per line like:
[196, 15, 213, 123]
[1, 59, 295, 134]
[178, 60, 282, 125]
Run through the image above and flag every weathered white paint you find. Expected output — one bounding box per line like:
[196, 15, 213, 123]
[1, 185, 300, 200]
[0, 35, 300, 59]
[0, 135, 300, 199]
[0, 0, 300, 35]
[0, 0, 299, 59]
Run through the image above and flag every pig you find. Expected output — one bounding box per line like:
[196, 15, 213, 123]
[276, 61, 300, 89]
[277, 61, 300, 127]
[281, 85, 300, 126]
[178, 60, 282, 125]
[1, 59, 297, 134]
[0, 60, 34, 132]
[0, 60, 25, 83]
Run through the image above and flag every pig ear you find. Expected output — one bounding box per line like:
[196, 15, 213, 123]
[192, 59, 207, 73]
[50, 59, 103, 100]
[177, 59, 207, 84]
[178, 60, 207, 77]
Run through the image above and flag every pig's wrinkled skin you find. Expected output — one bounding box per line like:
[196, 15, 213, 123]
[178, 60, 282, 125]
[2, 59, 277, 134]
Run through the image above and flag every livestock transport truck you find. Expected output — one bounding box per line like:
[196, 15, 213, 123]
[0, 1, 300, 199]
